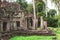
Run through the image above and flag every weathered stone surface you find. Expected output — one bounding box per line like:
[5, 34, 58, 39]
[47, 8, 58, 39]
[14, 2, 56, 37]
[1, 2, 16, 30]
[6, 21, 10, 31]
[40, 16, 55, 35]
[40, 16, 44, 30]
[0, 1, 56, 40]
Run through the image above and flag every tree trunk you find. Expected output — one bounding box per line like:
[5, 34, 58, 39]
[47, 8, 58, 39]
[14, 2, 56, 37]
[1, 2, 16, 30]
[33, 0, 36, 30]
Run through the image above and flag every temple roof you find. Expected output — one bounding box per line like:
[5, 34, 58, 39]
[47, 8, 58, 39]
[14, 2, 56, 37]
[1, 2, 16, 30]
[0, 0, 20, 13]
[0, 0, 21, 19]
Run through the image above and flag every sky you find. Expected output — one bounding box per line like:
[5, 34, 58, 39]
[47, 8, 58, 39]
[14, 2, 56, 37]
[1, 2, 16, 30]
[46, 0, 57, 9]
[26, 0, 32, 3]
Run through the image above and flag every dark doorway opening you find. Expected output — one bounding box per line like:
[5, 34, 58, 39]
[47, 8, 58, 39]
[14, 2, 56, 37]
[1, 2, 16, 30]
[30, 18, 33, 26]
[16, 21, 20, 27]
[3, 22, 7, 31]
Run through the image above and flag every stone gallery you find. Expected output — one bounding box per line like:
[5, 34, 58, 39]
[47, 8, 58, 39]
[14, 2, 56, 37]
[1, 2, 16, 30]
[0, 0, 34, 32]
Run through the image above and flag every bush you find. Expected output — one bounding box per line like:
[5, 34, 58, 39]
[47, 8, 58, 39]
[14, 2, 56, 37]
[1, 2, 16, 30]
[47, 17, 58, 28]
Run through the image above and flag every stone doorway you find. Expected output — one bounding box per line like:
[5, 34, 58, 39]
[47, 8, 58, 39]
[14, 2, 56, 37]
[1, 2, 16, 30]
[27, 18, 33, 30]
[3, 22, 7, 31]
[30, 18, 33, 26]
[16, 21, 20, 30]
[16, 21, 20, 27]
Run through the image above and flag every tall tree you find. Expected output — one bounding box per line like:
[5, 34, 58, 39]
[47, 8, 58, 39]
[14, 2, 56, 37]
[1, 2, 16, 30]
[33, 0, 37, 29]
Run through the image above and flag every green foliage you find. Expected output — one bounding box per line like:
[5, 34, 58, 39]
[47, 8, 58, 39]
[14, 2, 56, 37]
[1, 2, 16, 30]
[36, 0, 46, 18]
[26, 0, 46, 15]
[36, 1, 45, 12]
[47, 9, 58, 27]
[47, 17, 58, 28]
[37, 12, 45, 18]
[17, 0, 28, 10]
[51, 0, 60, 27]
[55, 13, 60, 27]
[55, 14, 60, 19]
[47, 9, 57, 17]
[26, 4, 33, 13]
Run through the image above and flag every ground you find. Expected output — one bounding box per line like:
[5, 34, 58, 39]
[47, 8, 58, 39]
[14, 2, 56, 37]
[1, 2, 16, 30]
[9, 27, 60, 40]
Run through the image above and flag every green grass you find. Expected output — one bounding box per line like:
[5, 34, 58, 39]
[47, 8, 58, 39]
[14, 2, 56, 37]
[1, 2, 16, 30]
[10, 27, 60, 40]
[10, 36, 55, 40]
[56, 34, 60, 40]
[49, 27, 60, 40]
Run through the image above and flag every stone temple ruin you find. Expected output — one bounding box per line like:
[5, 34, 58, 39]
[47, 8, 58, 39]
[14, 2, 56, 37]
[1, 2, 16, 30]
[0, 0, 36, 31]
[0, 0, 55, 40]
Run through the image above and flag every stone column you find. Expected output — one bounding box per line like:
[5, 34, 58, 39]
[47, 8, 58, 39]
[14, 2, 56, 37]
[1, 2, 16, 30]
[14, 21, 17, 30]
[32, 18, 38, 30]
[40, 16, 44, 30]
[20, 19, 23, 29]
[40, 16, 48, 33]
[6, 21, 10, 32]
[32, 19, 35, 30]
[20, 18, 27, 30]
[44, 21, 47, 29]
[20, 12, 25, 29]
[1, 22, 3, 32]
[10, 21, 13, 31]
[40, 16, 48, 30]
[23, 18, 27, 30]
